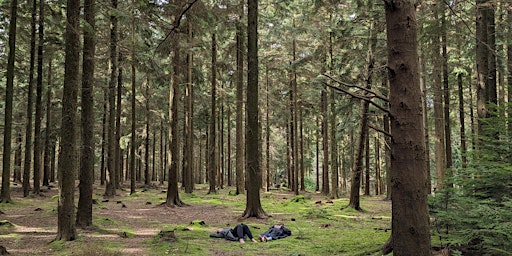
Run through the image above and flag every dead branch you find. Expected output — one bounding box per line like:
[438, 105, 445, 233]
[368, 124, 392, 138]
[322, 82, 390, 115]
[322, 73, 388, 102]
[156, 0, 199, 53]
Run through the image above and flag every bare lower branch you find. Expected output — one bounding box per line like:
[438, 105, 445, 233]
[322, 73, 388, 102]
[322, 82, 390, 115]
[368, 124, 392, 138]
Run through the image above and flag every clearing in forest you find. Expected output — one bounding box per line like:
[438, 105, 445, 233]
[0, 183, 391, 255]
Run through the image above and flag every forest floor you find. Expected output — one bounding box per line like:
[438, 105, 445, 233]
[0, 182, 392, 256]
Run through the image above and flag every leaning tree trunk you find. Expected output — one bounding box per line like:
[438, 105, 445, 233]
[349, 97, 368, 211]
[56, 0, 80, 241]
[243, 0, 266, 218]
[76, 0, 96, 228]
[383, 0, 431, 254]
[1, 0, 18, 203]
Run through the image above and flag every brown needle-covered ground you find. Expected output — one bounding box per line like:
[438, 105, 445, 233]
[0, 183, 269, 256]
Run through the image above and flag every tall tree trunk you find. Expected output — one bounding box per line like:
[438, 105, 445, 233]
[315, 116, 320, 192]
[33, 0, 44, 195]
[476, 0, 496, 139]
[384, 1, 431, 254]
[441, 11, 453, 177]
[321, 87, 329, 195]
[364, 130, 370, 196]
[130, 0, 137, 194]
[100, 90, 107, 185]
[23, 0, 38, 197]
[184, 21, 194, 193]
[145, 78, 151, 186]
[56, 0, 80, 241]
[383, 114, 391, 200]
[243, 0, 265, 218]
[349, 98, 368, 211]
[290, 31, 299, 195]
[265, 66, 271, 191]
[105, 0, 118, 197]
[77, 0, 96, 228]
[329, 31, 339, 198]
[165, 34, 184, 206]
[42, 59, 53, 187]
[432, 4, 446, 190]
[299, 102, 305, 191]
[1, 0, 18, 203]
[208, 33, 217, 194]
[235, 16, 245, 195]
[458, 73, 468, 168]
[116, 54, 123, 187]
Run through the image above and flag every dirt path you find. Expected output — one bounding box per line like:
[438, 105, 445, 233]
[0, 184, 249, 255]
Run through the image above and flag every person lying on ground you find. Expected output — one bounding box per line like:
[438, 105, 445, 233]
[258, 224, 292, 242]
[210, 223, 258, 243]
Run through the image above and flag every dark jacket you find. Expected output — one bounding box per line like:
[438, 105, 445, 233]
[209, 228, 238, 241]
[261, 225, 292, 240]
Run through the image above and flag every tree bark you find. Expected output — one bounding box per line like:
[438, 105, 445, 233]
[23, 0, 38, 197]
[77, 0, 96, 228]
[243, 0, 266, 218]
[1, 0, 18, 203]
[183, 21, 194, 193]
[384, 0, 431, 254]
[105, 0, 118, 197]
[165, 34, 184, 207]
[321, 87, 329, 195]
[431, 3, 446, 190]
[130, 0, 137, 194]
[56, 0, 80, 241]
[33, 0, 45, 195]
[116, 53, 123, 187]
[235, 15, 245, 195]
[208, 33, 217, 194]
[42, 59, 53, 187]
